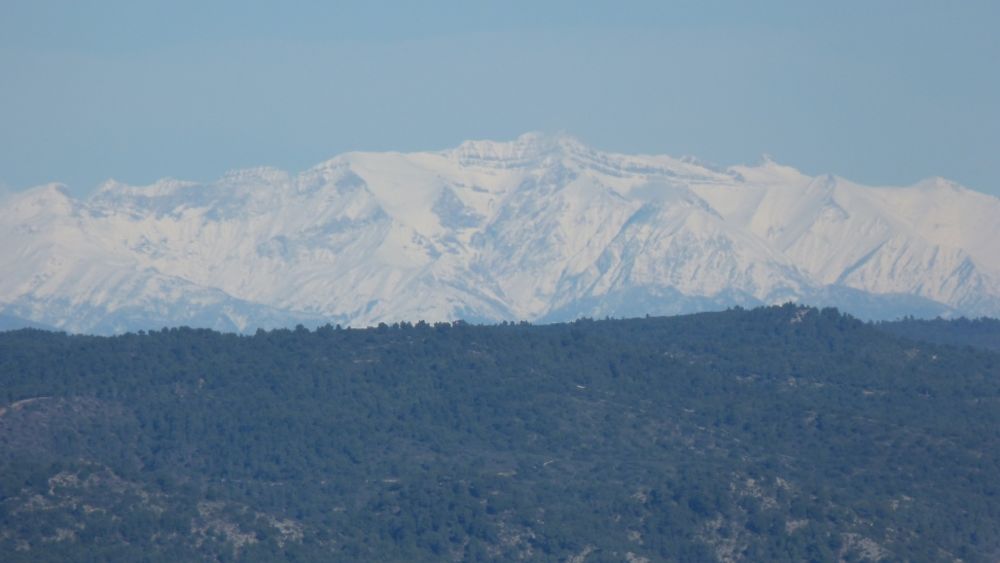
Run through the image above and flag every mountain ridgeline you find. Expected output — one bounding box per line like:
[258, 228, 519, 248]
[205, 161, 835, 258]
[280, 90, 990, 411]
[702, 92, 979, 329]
[875, 316, 1000, 354]
[2, 306, 999, 561]
[3, 133, 1000, 335]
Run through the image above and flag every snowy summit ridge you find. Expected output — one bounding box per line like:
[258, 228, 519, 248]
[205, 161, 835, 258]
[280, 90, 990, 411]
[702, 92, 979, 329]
[2, 133, 999, 334]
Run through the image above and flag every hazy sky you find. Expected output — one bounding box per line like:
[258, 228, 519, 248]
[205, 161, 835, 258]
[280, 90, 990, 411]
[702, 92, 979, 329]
[2, 0, 998, 197]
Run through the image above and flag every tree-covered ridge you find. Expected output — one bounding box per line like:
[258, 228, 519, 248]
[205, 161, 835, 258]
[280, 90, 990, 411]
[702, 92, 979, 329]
[1, 305, 999, 561]
[874, 316, 1000, 353]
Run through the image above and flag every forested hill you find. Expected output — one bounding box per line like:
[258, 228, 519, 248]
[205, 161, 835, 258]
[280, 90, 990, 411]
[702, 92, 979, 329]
[2, 306, 999, 561]
[874, 316, 1000, 353]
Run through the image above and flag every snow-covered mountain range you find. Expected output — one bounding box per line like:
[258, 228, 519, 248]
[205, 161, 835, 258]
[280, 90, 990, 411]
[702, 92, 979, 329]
[3, 133, 999, 334]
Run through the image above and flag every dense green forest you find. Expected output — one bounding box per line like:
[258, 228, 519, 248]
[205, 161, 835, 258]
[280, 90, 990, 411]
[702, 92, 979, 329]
[1, 305, 999, 561]
[874, 316, 1000, 353]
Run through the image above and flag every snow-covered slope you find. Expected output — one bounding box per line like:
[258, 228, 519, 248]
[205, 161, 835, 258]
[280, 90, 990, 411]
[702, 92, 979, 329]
[2, 133, 998, 333]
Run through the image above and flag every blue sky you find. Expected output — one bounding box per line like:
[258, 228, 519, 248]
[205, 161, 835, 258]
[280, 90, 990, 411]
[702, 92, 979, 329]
[2, 1, 998, 196]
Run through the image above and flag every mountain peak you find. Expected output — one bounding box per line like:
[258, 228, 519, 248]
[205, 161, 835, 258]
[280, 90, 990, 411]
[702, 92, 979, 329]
[88, 178, 203, 210]
[2, 137, 997, 334]
[446, 132, 589, 167]
[10, 182, 73, 206]
[728, 156, 810, 187]
[20, 182, 69, 197]
[1, 183, 75, 220]
[912, 176, 966, 193]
